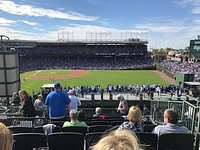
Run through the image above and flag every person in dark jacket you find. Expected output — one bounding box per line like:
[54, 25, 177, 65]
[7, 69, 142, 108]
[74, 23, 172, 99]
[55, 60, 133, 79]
[19, 90, 36, 117]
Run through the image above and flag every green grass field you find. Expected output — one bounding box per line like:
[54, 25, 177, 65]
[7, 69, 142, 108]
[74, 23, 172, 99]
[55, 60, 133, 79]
[20, 70, 169, 94]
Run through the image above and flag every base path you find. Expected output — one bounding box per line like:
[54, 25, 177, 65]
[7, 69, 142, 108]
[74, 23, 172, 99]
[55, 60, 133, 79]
[152, 70, 175, 84]
[28, 70, 88, 80]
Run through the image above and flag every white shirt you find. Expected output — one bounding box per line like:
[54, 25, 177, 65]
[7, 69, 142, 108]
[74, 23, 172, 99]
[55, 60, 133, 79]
[69, 95, 81, 110]
[153, 123, 188, 136]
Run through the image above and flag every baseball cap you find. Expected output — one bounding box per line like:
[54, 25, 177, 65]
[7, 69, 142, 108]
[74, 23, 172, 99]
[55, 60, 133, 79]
[54, 82, 61, 88]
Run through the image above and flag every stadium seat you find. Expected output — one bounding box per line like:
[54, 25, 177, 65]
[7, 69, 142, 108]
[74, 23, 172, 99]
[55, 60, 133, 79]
[34, 126, 61, 133]
[90, 118, 108, 121]
[85, 132, 105, 150]
[8, 126, 33, 134]
[50, 121, 65, 127]
[157, 133, 195, 150]
[88, 125, 112, 133]
[90, 120, 110, 125]
[13, 133, 47, 150]
[143, 124, 157, 132]
[135, 132, 158, 150]
[48, 132, 84, 150]
[108, 117, 125, 122]
[61, 126, 88, 135]
[110, 120, 124, 126]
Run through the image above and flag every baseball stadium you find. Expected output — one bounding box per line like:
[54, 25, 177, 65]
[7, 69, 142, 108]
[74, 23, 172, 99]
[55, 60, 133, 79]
[0, 30, 200, 150]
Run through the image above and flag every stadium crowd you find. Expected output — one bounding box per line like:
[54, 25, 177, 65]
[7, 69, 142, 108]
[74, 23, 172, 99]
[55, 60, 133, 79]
[60, 84, 185, 95]
[19, 58, 154, 72]
[160, 60, 200, 81]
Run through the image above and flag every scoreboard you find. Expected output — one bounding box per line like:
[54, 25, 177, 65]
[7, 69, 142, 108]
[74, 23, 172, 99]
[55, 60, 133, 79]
[189, 39, 200, 60]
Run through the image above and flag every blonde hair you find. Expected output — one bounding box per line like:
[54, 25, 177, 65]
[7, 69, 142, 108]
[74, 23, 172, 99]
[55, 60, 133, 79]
[91, 130, 140, 150]
[127, 106, 143, 124]
[0, 123, 13, 150]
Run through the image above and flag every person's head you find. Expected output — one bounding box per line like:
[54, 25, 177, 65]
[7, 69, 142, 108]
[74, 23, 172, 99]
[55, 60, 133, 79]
[38, 94, 43, 101]
[12, 92, 18, 98]
[69, 109, 78, 121]
[18, 90, 29, 101]
[91, 129, 140, 150]
[163, 108, 179, 124]
[0, 123, 13, 150]
[78, 110, 85, 121]
[116, 94, 124, 101]
[127, 106, 143, 124]
[54, 82, 61, 91]
[95, 107, 101, 115]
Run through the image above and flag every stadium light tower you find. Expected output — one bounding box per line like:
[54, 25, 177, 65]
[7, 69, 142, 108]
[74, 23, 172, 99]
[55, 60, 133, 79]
[0, 35, 20, 105]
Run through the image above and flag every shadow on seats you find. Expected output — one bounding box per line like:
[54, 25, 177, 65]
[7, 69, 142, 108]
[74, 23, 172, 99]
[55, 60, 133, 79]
[48, 132, 84, 150]
[136, 132, 158, 150]
[8, 126, 33, 134]
[62, 126, 88, 135]
[88, 125, 111, 133]
[158, 133, 195, 150]
[143, 124, 157, 132]
[13, 133, 46, 150]
[85, 132, 105, 150]
[90, 120, 110, 126]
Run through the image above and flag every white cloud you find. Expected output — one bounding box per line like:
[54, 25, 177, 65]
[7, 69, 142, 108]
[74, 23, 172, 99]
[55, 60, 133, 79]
[0, 17, 16, 26]
[0, 0, 98, 21]
[0, 26, 41, 40]
[21, 20, 39, 26]
[175, 0, 200, 14]
[135, 23, 188, 33]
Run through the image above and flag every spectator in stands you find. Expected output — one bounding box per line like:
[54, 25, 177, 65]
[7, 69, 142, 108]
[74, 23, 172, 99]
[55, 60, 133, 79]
[77, 110, 86, 122]
[45, 83, 71, 121]
[34, 94, 45, 117]
[152, 108, 188, 136]
[0, 123, 13, 150]
[116, 94, 129, 115]
[93, 107, 107, 119]
[63, 109, 87, 127]
[10, 92, 20, 106]
[19, 90, 36, 117]
[91, 129, 140, 150]
[68, 90, 81, 110]
[118, 106, 144, 132]
[93, 107, 101, 118]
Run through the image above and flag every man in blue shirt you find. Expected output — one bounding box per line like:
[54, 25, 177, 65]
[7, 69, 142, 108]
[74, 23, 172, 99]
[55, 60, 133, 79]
[45, 83, 71, 121]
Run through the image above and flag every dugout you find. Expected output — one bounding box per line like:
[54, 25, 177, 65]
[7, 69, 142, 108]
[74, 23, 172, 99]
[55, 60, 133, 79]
[175, 72, 194, 87]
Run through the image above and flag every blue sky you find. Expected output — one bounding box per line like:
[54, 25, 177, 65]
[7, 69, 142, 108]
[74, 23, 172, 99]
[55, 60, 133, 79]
[0, 0, 200, 49]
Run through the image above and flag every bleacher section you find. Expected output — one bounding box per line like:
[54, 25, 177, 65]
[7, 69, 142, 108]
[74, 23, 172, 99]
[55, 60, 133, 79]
[3, 40, 154, 72]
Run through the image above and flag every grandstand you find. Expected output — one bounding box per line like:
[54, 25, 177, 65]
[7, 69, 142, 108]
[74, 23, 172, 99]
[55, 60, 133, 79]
[3, 38, 154, 72]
